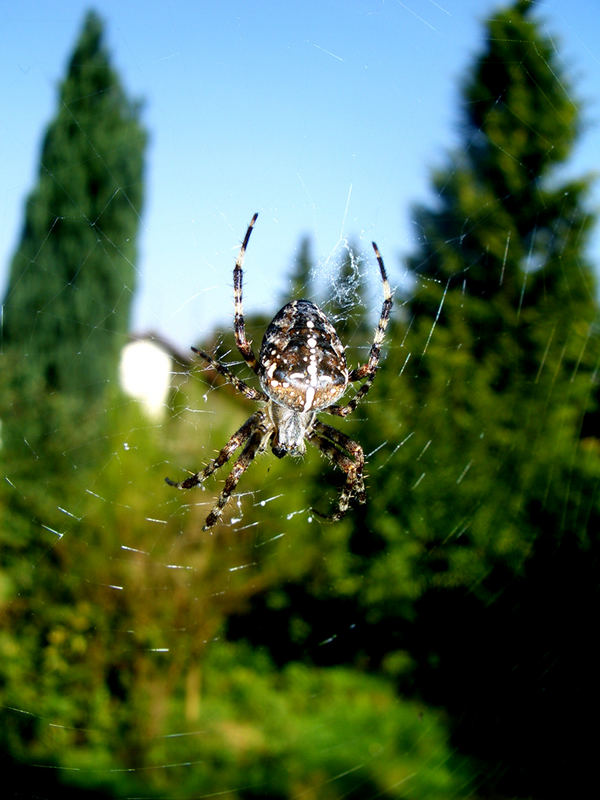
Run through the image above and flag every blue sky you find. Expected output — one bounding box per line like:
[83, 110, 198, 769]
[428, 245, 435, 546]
[1, 0, 599, 349]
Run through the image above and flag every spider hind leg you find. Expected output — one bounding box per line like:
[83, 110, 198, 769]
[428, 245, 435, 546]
[202, 417, 271, 530]
[165, 410, 266, 498]
[308, 421, 366, 522]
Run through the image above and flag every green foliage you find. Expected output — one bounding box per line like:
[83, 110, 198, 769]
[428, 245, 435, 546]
[0, 369, 473, 799]
[1, 10, 146, 408]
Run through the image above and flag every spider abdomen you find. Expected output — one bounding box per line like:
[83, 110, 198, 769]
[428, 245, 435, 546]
[258, 299, 348, 413]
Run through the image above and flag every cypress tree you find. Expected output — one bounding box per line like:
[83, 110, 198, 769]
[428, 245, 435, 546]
[1, 10, 146, 403]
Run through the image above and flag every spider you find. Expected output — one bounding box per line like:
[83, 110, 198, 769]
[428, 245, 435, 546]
[166, 213, 393, 530]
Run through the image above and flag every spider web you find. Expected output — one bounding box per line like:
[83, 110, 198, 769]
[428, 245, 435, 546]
[1, 1, 599, 798]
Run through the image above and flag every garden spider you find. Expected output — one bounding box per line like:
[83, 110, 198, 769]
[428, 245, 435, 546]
[166, 213, 393, 530]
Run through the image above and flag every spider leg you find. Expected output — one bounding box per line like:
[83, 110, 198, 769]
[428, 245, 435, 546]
[308, 420, 365, 521]
[192, 347, 268, 403]
[165, 410, 266, 490]
[202, 416, 271, 530]
[327, 242, 393, 418]
[233, 212, 260, 374]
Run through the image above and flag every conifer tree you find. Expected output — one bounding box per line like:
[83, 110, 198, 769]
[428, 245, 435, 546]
[376, 2, 600, 794]
[406, 0, 596, 382]
[1, 10, 146, 402]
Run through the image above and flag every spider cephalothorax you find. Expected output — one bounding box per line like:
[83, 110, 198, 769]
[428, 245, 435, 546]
[166, 213, 393, 530]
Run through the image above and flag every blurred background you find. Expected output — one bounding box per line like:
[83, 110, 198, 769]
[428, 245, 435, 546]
[1, 1, 599, 797]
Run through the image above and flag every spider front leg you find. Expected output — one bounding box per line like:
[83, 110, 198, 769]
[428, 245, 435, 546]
[233, 212, 260, 373]
[165, 410, 266, 491]
[308, 420, 366, 522]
